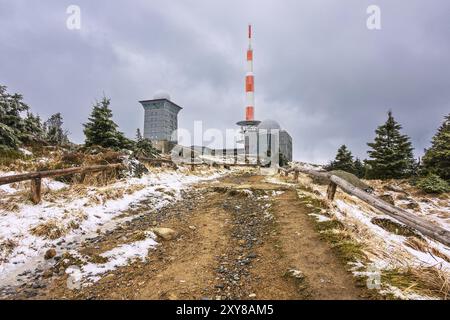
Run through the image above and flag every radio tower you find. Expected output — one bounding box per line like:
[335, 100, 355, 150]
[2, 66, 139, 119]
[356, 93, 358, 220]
[237, 25, 261, 163]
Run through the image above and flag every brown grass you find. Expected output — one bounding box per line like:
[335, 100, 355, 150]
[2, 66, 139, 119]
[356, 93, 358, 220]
[30, 220, 67, 240]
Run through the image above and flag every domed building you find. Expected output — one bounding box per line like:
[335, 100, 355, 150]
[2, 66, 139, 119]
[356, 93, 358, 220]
[139, 91, 182, 153]
[256, 119, 292, 165]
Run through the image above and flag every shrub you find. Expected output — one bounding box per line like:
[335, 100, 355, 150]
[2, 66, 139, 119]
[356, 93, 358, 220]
[416, 174, 450, 194]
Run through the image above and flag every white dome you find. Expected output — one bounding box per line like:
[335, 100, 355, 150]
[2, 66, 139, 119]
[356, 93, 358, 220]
[258, 119, 281, 130]
[153, 90, 171, 100]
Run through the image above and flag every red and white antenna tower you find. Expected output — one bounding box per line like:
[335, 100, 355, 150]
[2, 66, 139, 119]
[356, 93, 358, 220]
[237, 24, 260, 129]
[245, 24, 255, 121]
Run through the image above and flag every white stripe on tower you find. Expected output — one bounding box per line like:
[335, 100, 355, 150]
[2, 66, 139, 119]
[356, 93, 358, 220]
[245, 24, 255, 121]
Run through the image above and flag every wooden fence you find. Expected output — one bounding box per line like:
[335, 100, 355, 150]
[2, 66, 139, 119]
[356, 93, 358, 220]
[0, 164, 123, 204]
[279, 167, 450, 247]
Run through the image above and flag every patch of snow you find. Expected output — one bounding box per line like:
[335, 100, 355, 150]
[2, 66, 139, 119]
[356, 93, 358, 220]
[308, 213, 331, 222]
[0, 168, 230, 285]
[19, 148, 32, 156]
[73, 232, 158, 283]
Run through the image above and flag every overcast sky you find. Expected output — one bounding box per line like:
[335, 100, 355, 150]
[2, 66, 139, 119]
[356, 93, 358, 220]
[0, 0, 449, 163]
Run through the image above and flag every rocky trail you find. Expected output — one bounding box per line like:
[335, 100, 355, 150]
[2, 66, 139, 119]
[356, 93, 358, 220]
[1, 172, 371, 300]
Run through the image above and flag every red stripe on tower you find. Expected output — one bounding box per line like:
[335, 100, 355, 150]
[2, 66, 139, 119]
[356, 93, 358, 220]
[246, 106, 254, 120]
[245, 24, 255, 121]
[246, 75, 254, 92]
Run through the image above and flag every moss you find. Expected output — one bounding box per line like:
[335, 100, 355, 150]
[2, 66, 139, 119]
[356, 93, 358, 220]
[329, 170, 372, 191]
[315, 219, 345, 233]
[371, 218, 421, 238]
[298, 194, 328, 209]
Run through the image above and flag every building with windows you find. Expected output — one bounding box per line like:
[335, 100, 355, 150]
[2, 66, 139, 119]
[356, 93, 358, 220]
[139, 92, 182, 153]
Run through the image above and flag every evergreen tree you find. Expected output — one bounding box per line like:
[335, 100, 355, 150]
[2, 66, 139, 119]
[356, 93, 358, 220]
[366, 111, 416, 179]
[136, 128, 143, 141]
[0, 123, 20, 151]
[0, 85, 29, 149]
[326, 145, 355, 173]
[422, 113, 450, 181]
[133, 128, 158, 158]
[83, 97, 131, 150]
[23, 112, 45, 143]
[353, 158, 366, 178]
[45, 113, 69, 145]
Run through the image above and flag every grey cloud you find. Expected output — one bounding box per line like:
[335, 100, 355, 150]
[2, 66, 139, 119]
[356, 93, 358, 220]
[0, 0, 448, 163]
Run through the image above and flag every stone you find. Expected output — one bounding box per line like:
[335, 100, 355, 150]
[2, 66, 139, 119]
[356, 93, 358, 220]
[152, 227, 178, 240]
[44, 248, 56, 260]
[379, 194, 395, 206]
[248, 293, 257, 298]
[42, 270, 53, 279]
[406, 201, 420, 210]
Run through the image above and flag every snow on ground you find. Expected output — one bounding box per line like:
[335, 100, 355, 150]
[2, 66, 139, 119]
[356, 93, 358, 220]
[67, 231, 158, 284]
[0, 167, 229, 283]
[334, 199, 450, 271]
[273, 171, 450, 299]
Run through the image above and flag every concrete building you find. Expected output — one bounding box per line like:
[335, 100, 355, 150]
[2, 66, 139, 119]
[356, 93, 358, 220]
[250, 119, 293, 166]
[139, 92, 182, 153]
[279, 130, 293, 163]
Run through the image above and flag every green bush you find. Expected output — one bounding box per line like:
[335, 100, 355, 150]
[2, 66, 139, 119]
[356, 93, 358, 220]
[416, 174, 450, 194]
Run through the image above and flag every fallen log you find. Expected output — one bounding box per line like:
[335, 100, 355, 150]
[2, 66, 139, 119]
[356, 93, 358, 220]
[288, 167, 450, 247]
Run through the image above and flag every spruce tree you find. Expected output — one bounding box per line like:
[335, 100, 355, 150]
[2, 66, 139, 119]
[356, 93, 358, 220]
[133, 128, 158, 158]
[326, 145, 355, 173]
[45, 113, 69, 145]
[353, 158, 366, 178]
[0, 85, 29, 149]
[422, 113, 450, 181]
[23, 112, 45, 143]
[366, 111, 416, 179]
[83, 97, 131, 150]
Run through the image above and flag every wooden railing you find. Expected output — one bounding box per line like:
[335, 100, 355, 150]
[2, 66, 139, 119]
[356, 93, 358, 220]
[279, 167, 450, 247]
[0, 164, 123, 204]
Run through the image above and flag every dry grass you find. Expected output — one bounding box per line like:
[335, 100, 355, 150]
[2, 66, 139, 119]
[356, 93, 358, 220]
[409, 266, 450, 299]
[292, 172, 450, 299]
[404, 237, 450, 263]
[30, 220, 67, 240]
[0, 239, 18, 262]
[29, 209, 87, 240]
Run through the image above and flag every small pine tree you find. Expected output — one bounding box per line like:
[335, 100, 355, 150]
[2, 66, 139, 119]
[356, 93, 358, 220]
[23, 112, 45, 143]
[326, 145, 355, 173]
[422, 113, 450, 181]
[45, 113, 69, 146]
[366, 111, 416, 179]
[133, 128, 158, 158]
[0, 85, 29, 149]
[136, 128, 143, 141]
[83, 97, 131, 150]
[353, 158, 366, 178]
[0, 123, 20, 151]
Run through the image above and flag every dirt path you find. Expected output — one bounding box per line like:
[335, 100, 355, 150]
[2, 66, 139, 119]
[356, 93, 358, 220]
[3, 173, 369, 300]
[258, 189, 365, 299]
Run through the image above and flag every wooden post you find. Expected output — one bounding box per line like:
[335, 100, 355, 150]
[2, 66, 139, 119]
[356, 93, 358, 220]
[190, 147, 195, 171]
[326, 182, 337, 201]
[293, 170, 299, 182]
[30, 177, 42, 204]
[234, 149, 238, 164]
